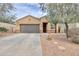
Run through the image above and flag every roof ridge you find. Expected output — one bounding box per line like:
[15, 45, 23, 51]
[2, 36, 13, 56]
[16, 15, 40, 22]
[16, 15, 48, 22]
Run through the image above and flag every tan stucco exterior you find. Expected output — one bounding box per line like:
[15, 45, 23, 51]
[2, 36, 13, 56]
[40, 16, 51, 33]
[16, 15, 51, 33]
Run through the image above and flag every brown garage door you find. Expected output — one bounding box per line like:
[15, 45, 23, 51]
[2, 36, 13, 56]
[20, 24, 39, 33]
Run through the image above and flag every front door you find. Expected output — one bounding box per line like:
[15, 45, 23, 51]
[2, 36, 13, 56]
[43, 23, 47, 33]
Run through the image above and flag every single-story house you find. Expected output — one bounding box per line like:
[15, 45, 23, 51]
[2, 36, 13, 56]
[16, 15, 79, 33]
[16, 15, 52, 33]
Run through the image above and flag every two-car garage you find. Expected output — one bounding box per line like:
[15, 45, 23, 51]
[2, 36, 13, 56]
[16, 15, 50, 33]
[20, 24, 40, 33]
[16, 15, 41, 33]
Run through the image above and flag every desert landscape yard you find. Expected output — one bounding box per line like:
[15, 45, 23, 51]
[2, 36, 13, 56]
[0, 32, 79, 56]
[41, 33, 79, 56]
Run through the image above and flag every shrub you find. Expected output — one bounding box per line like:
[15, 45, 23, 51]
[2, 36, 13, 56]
[68, 28, 79, 44]
[71, 35, 79, 44]
[68, 28, 79, 37]
[0, 27, 8, 32]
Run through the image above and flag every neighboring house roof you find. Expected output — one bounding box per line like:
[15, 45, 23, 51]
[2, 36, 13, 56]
[40, 15, 48, 19]
[16, 15, 40, 22]
[40, 15, 50, 20]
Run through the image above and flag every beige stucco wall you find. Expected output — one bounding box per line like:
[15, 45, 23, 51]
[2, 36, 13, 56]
[58, 23, 79, 33]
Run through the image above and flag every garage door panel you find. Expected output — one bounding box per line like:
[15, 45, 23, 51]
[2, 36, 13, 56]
[20, 24, 39, 33]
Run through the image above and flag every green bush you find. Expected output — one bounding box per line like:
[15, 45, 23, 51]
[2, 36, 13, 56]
[0, 27, 8, 32]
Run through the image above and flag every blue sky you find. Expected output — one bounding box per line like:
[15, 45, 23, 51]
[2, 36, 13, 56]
[13, 3, 47, 19]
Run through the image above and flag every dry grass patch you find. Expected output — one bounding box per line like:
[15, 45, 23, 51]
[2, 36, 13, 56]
[41, 33, 79, 56]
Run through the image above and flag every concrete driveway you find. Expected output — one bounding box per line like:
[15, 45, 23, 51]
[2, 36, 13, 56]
[0, 33, 42, 56]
